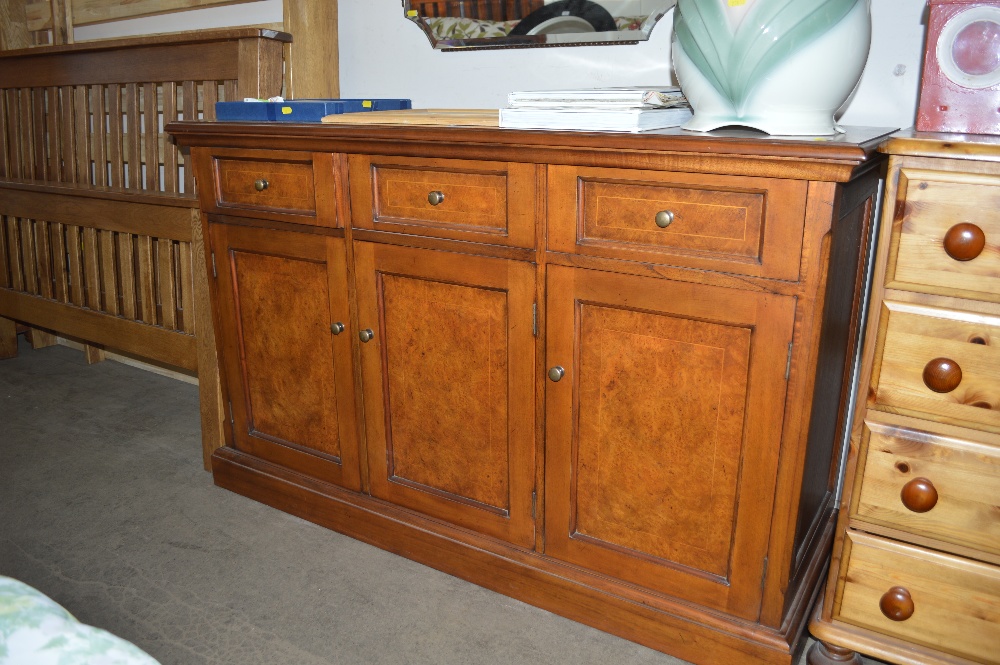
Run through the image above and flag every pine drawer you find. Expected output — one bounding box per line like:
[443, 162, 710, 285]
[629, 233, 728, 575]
[871, 300, 1000, 433]
[886, 168, 1000, 303]
[852, 417, 1000, 556]
[834, 531, 1000, 664]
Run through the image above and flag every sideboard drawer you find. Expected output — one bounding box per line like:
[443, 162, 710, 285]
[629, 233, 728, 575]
[835, 531, 1000, 664]
[214, 156, 317, 216]
[349, 155, 536, 248]
[872, 300, 1000, 432]
[852, 417, 1000, 555]
[547, 165, 807, 279]
[887, 168, 1000, 303]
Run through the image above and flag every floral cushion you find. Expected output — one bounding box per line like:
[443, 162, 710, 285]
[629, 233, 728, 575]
[425, 16, 520, 39]
[0, 576, 160, 665]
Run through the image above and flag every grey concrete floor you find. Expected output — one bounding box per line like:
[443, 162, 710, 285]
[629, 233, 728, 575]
[0, 337, 883, 665]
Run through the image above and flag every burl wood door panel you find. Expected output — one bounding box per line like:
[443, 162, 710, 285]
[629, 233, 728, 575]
[209, 223, 361, 490]
[544, 265, 796, 619]
[354, 242, 536, 547]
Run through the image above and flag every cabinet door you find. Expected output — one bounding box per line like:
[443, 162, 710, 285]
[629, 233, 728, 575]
[354, 242, 536, 548]
[209, 223, 361, 490]
[544, 265, 796, 619]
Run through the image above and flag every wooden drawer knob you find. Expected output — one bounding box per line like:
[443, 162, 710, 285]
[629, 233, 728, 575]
[879, 586, 915, 621]
[253, 178, 269, 192]
[922, 357, 962, 393]
[943, 223, 986, 261]
[900, 477, 938, 513]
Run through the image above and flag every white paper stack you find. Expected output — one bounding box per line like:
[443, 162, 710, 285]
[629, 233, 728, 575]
[500, 86, 691, 132]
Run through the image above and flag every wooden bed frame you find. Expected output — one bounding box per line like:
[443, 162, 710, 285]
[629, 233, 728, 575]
[0, 28, 289, 467]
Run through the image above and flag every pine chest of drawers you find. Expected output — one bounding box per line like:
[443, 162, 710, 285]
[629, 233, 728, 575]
[809, 132, 1000, 665]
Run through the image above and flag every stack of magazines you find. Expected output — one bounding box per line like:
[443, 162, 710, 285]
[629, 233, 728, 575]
[499, 86, 692, 132]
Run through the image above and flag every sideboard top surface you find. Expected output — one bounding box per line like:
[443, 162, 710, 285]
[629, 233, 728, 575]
[168, 121, 896, 182]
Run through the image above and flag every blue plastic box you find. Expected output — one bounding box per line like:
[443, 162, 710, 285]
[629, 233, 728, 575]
[215, 98, 412, 122]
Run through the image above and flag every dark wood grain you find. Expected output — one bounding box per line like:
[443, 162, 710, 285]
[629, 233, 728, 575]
[0, 316, 16, 358]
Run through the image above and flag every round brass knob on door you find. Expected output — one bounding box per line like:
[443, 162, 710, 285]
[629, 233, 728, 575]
[922, 357, 963, 393]
[254, 178, 269, 192]
[548, 366, 565, 382]
[427, 191, 445, 206]
[900, 477, 938, 513]
[359, 328, 375, 343]
[330, 322, 345, 335]
[879, 586, 915, 622]
[654, 210, 675, 228]
[943, 223, 986, 261]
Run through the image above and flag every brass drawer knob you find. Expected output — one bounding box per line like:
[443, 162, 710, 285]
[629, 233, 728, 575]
[943, 223, 986, 261]
[879, 586, 915, 622]
[654, 210, 675, 228]
[900, 477, 938, 513]
[922, 357, 962, 393]
[330, 322, 345, 335]
[548, 366, 565, 382]
[359, 328, 375, 343]
[254, 178, 269, 192]
[428, 190, 445, 206]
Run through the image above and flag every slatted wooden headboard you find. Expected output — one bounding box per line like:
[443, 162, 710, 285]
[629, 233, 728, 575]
[0, 28, 289, 467]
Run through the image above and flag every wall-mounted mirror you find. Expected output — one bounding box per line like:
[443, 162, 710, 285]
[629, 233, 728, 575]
[405, 0, 677, 50]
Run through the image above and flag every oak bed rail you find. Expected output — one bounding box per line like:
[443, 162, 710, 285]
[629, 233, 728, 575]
[0, 28, 290, 468]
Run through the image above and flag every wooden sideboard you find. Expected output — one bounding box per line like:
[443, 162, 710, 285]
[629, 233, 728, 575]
[808, 133, 1000, 665]
[167, 120, 891, 665]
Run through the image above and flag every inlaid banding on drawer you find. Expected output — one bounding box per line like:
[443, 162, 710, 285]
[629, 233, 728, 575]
[834, 532, 1000, 663]
[872, 301, 1000, 432]
[376, 167, 506, 229]
[215, 158, 316, 214]
[580, 180, 764, 257]
[349, 155, 536, 248]
[548, 165, 807, 279]
[888, 168, 1000, 303]
[852, 418, 1000, 556]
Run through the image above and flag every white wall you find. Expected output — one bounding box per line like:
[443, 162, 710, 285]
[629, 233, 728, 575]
[78, 0, 930, 131]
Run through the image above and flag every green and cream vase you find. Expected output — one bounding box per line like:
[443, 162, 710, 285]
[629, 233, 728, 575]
[672, 0, 872, 135]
